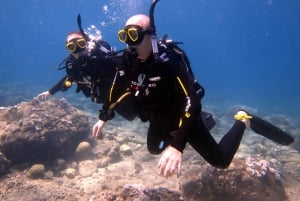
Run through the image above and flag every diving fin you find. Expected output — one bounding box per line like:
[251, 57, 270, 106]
[201, 111, 216, 131]
[247, 112, 294, 145]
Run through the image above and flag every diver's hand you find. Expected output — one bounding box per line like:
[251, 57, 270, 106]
[92, 120, 105, 139]
[158, 146, 182, 178]
[37, 91, 51, 101]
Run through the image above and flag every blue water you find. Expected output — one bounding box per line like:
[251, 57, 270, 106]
[1, 0, 300, 118]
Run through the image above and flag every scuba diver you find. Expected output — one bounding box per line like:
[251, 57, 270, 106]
[38, 31, 112, 103]
[92, 0, 294, 178]
[37, 15, 137, 121]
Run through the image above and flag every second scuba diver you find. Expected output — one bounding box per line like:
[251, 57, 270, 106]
[37, 15, 137, 121]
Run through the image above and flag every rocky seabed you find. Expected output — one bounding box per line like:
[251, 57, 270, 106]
[0, 98, 299, 201]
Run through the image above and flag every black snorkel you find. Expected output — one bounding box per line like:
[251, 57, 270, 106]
[77, 14, 90, 41]
[149, 0, 160, 62]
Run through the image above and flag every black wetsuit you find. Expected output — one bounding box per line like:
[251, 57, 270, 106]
[48, 40, 136, 121]
[100, 41, 246, 169]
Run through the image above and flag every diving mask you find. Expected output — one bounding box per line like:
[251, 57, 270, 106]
[66, 38, 87, 53]
[118, 25, 153, 45]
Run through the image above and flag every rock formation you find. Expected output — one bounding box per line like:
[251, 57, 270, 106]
[0, 98, 90, 169]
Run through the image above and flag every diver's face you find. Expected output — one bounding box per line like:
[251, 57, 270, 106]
[66, 38, 87, 54]
[121, 15, 152, 60]
[125, 37, 151, 63]
[65, 32, 86, 54]
[130, 34, 152, 59]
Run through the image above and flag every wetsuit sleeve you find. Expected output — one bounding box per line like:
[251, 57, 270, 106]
[99, 102, 115, 121]
[98, 70, 130, 121]
[168, 57, 202, 152]
[48, 75, 72, 95]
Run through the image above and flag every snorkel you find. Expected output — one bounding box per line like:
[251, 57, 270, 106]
[77, 14, 90, 41]
[149, 0, 160, 62]
[76, 14, 92, 66]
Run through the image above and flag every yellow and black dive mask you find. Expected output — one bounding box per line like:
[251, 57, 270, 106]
[118, 25, 153, 46]
[66, 38, 87, 53]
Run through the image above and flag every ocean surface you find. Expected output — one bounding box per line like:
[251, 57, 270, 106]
[1, 1, 299, 124]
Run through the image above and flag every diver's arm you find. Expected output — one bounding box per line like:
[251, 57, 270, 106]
[169, 62, 201, 152]
[48, 75, 72, 95]
[92, 70, 121, 139]
[94, 70, 131, 138]
[157, 61, 198, 178]
[37, 75, 71, 100]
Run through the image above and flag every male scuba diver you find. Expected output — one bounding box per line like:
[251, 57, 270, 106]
[92, 0, 294, 178]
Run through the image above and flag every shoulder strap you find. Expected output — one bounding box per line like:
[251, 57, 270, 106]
[158, 35, 194, 78]
[158, 35, 205, 99]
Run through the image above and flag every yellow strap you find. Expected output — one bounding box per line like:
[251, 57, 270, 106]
[109, 92, 131, 110]
[178, 118, 182, 127]
[176, 77, 188, 96]
[176, 77, 191, 127]
[108, 71, 120, 102]
[109, 83, 115, 102]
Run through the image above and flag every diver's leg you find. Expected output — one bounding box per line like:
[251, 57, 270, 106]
[188, 115, 246, 168]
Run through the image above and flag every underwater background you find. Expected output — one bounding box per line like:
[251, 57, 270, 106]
[1, 1, 300, 200]
[1, 0, 299, 117]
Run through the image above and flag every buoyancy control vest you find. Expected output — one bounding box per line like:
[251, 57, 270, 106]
[65, 40, 116, 103]
[158, 35, 205, 99]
